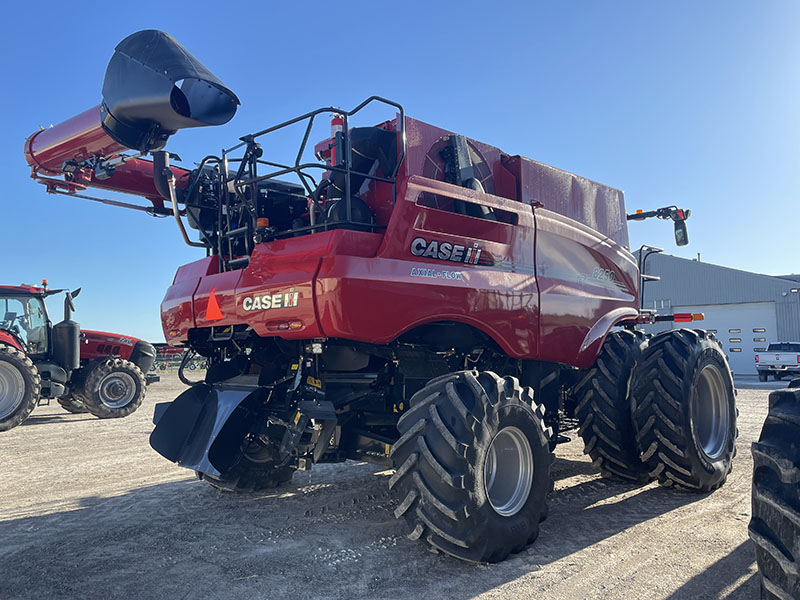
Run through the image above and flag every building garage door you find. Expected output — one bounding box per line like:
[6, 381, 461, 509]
[671, 302, 778, 375]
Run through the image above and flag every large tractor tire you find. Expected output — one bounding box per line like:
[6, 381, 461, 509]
[631, 329, 737, 491]
[574, 329, 651, 482]
[78, 358, 146, 419]
[0, 345, 41, 431]
[198, 437, 295, 492]
[749, 387, 800, 600]
[57, 393, 89, 414]
[389, 370, 553, 563]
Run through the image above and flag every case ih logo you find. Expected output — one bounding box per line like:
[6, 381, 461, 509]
[242, 290, 300, 312]
[410, 237, 482, 264]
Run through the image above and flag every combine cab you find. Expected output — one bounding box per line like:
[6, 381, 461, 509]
[24, 30, 736, 562]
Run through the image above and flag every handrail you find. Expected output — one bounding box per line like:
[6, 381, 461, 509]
[210, 97, 406, 271]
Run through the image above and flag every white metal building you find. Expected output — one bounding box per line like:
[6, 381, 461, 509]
[638, 253, 800, 375]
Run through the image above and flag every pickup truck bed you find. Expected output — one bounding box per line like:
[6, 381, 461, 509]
[755, 342, 800, 381]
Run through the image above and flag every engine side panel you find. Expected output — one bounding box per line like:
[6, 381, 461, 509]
[535, 209, 638, 368]
[315, 176, 538, 357]
[80, 329, 142, 361]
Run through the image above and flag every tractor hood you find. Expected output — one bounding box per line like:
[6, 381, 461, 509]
[81, 330, 141, 347]
[79, 330, 156, 374]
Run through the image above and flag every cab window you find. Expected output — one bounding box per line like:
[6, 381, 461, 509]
[1, 296, 48, 355]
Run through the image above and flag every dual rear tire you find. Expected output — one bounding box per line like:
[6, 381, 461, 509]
[573, 330, 650, 481]
[630, 329, 736, 491]
[576, 329, 737, 492]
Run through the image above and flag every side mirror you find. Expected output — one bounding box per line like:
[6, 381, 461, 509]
[627, 205, 691, 247]
[674, 220, 689, 246]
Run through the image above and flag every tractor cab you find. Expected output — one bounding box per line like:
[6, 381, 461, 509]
[0, 283, 81, 401]
[0, 287, 49, 356]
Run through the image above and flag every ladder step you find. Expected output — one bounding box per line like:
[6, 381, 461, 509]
[224, 226, 249, 239]
[227, 256, 250, 268]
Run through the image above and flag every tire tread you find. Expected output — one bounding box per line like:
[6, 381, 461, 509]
[390, 370, 553, 563]
[574, 330, 650, 482]
[0, 345, 41, 431]
[77, 358, 146, 419]
[749, 388, 800, 600]
[631, 329, 737, 492]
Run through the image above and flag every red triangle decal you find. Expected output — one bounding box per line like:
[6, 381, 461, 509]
[206, 288, 223, 321]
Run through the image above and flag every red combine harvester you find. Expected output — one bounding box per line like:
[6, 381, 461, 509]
[24, 30, 736, 562]
[0, 283, 156, 430]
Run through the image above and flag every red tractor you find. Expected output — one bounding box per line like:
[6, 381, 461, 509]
[24, 30, 737, 563]
[0, 283, 156, 430]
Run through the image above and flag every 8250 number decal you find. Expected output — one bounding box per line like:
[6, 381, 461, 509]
[592, 268, 615, 281]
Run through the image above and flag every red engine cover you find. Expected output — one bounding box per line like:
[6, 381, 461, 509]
[79, 330, 142, 361]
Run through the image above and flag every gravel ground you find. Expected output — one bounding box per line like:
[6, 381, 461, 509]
[0, 375, 769, 599]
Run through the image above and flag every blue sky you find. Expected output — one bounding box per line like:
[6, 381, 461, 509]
[2, 1, 797, 342]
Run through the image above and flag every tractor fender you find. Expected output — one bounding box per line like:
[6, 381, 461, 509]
[0, 331, 24, 352]
[150, 377, 264, 476]
[129, 340, 157, 374]
[575, 306, 639, 369]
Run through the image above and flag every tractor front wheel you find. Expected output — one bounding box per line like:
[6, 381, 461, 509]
[0, 345, 41, 431]
[389, 370, 553, 563]
[631, 329, 737, 491]
[78, 359, 146, 419]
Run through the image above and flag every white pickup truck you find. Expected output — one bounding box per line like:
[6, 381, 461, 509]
[755, 342, 800, 381]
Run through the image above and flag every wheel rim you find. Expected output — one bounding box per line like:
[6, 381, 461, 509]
[97, 371, 137, 409]
[0, 362, 25, 420]
[243, 438, 277, 464]
[483, 426, 534, 517]
[691, 364, 731, 460]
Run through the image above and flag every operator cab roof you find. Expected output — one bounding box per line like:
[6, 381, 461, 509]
[0, 285, 45, 296]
